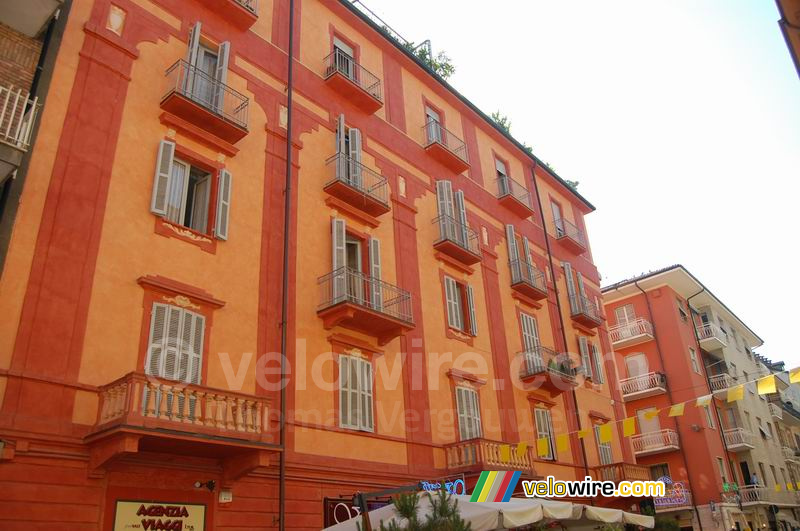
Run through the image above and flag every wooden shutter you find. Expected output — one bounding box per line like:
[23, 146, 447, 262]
[180, 310, 205, 385]
[535, 409, 554, 460]
[563, 262, 578, 313]
[579, 336, 593, 379]
[465, 285, 477, 336]
[522, 236, 535, 280]
[594, 426, 613, 465]
[213, 41, 230, 112]
[339, 356, 351, 427]
[186, 22, 202, 67]
[576, 271, 588, 303]
[457, 387, 481, 440]
[335, 114, 347, 181]
[591, 343, 604, 383]
[215, 169, 232, 240]
[470, 388, 482, 438]
[369, 237, 382, 310]
[520, 313, 540, 352]
[505, 224, 519, 263]
[436, 180, 454, 239]
[146, 303, 169, 376]
[453, 190, 469, 246]
[151, 140, 175, 216]
[361, 359, 374, 431]
[332, 218, 346, 301]
[456, 388, 468, 439]
[348, 127, 362, 186]
[444, 276, 462, 330]
[163, 305, 183, 381]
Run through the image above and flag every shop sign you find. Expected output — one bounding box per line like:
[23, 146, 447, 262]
[324, 497, 391, 527]
[420, 479, 467, 495]
[113, 500, 205, 530]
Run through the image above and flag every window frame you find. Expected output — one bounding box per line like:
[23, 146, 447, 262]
[689, 347, 700, 374]
[455, 386, 482, 441]
[338, 353, 375, 433]
[534, 407, 556, 461]
[443, 274, 477, 337]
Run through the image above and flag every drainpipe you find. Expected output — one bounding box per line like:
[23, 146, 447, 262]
[278, 1, 295, 529]
[529, 162, 591, 491]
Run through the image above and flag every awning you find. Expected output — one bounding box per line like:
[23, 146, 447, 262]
[322, 494, 655, 530]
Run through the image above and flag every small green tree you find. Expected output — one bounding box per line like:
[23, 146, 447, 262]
[407, 45, 456, 80]
[490, 111, 512, 133]
[372, 490, 471, 531]
[564, 179, 580, 190]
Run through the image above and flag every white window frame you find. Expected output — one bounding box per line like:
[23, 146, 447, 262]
[339, 354, 374, 432]
[534, 408, 556, 461]
[593, 425, 614, 465]
[456, 386, 482, 441]
[689, 347, 700, 374]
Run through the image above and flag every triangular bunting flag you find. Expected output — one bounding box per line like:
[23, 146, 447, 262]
[757, 375, 776, 395]
[644, 409, 660, 420]
[537, 437, 550, 458]
[727, 385, 744, 403]
[775, 484, 782, 492]
[668, 403, 685, 417]
[516, 442, 528, 458]
[695, 394, 712, 407]
[599, 423, 612, 444]
[791, 368, 800, 384]
[556, 434, 570, 453]
[788, 483, 794, 491]
[499, 444, 511, 463]
[623, 417, 636, 437]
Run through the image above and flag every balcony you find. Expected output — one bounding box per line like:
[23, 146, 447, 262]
[324, 153, 390, 217]
[569, 295, 603, 329]
[708, 372, 736, 391]
[86, 372, 275, 472]
[723, 427, 755, 451]
[620, 372, 667, 401]
[0, 84, 39, 185]
[593, 462, 651, 484]
[518, 346, 577, 395]
[445, 439, 536, 477]
[160, 60, 249, 144]
[496, 176, 534, 217]
[422, 120, 469, 173]
[609, 318, 654, 349]
[554, 218, 587, 254]
[433, 215, 482, 266]
[696, 323, 728, 351]
[323, 49, 383, 114]
[509, 259, 548, 301]
[631, 429, 680, 456]
[317, 267, 414, 345]
[199, 0, 257, 29]
[783, 446, 798, 462]
[730, 485, 800, 507]
[654, 485, 693, 513]
[770, 403, 784, 420]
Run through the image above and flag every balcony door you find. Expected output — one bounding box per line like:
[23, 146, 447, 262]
[520, 313, 541, 370]
[185, 23, 230, 114]
[194, 45, 218, 108]
[345, 234, 364, 303]
[637, 408, 661, 434]
[425, 106, 442, 144]
[333, 37, 355, 80]
[625, 353, 648, 378]
[331, 218, 382, 310]
[615, 303, 636, 326]
[552, 201, 564, 237]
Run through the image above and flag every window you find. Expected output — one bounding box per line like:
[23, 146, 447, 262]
[689, 347, 700, 374]
[770, 465, 779, 486]
[334, 114, 363, 187]
[186, 23, 230, 111]
[425, 106, 442, 143]
[562, 262, 588, 315]
[456, 387, 482, 440]
[767, 422, 775, 440]
[444, 276, 477, 336]
[506, 224, 537, 283]
[704, 405, 715, 429]
[551, 201, 565, 237]
[151, 140, 232, 240]
[145, 302, 205, 384]
[615, 304, 636, 325]
[339, 355, 373, 432]
[717, 457, 727, 482]
[743, 371, 753, 394]
[330, 218, 383, 308]
[496, 158, 510, 196]
[650, 464, 670, 481]
[744, 411, 752, 430]
[676, 298, 688, 321]
[436, 180, 471, 249]
[332, 36, 355, 79]
[758, 463, 767, 485]
[591, 342, 604, 384]
[520, 313, 541, 369]
[535, 408, 556, 460]
[593, 425, 613, 465]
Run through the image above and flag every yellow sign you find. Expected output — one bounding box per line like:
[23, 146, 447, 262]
[114, 500, 206, 531]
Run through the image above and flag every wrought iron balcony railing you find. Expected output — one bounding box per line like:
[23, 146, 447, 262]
[509, 259, 547, 294]
[422, 120, 468, 164]
[569, 294, 602, 324]
[318, 267, 413, 324]
[433, 214, 480, 256]
[0, 84, 39, 150]
[496, 175, 532, 208]
[519, 346, 574, 381]
[234, 0, 257, 14]
[554, 217, 586, 248]
[325, 152, 389, 207]
[323, 48, 382, 102]
[164, 59, 249, 130]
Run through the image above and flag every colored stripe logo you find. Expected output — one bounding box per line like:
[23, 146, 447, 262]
[470, 471, 521, 502]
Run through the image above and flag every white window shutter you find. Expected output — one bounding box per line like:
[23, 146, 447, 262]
[579, 336, 593, 379]
[339, 356, 350, 427]
[563, 262, 578, 313]
[444, 276, 461, 330]
[214, 169, 232, 240]
[146, 303, 169, 376]
[151, 140, 175, 216]
[436, 180, 454, 240]
[369, 237, 382, 310]
[163, 305, 184, 380]
[348, 127, 362, 186]
[576, 271, 587, 300]
[522, 236, 535, 280]
[466, 285, 477, 336]
[453, 190, 470, 246]
[520, 313, 540, 352]
[186, 22, 202, 67]
[332, 218, 346, 301]
[591, 343, 604, 384]
[505, 225, 519, 263]
[362, 360, 373, 431]
[335, 114, 346, 181]
[214, 41, 230, 112]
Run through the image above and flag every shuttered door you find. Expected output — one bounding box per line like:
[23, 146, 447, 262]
[369, 237, 382, 310]
[214, 169, 232, 240]
[348, 128, 362, 187]
[331, 218, 346, 302]
[465, 285, 477, 336]
[506, 225, 520, 282]
[594, 426, 614, 465]
[563, 262, 578, 313]
[444, 276, 463, 331]
[457, 387, 481, 440]
[453, 190, 469, 247]
[436, 180, 455, 240]
[591, 343, 604, 383]
[579, 336, 593, 379]
[535, 408, 555, 460]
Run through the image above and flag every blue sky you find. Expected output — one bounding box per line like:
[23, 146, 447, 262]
[364, 0, 800, 366]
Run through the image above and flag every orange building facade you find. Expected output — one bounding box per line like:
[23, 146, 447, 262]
[0, 0, 641, 529]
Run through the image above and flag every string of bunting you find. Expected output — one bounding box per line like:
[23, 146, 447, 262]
[496, 366, 800, 491]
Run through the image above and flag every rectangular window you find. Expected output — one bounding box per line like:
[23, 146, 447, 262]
[615, 304, 636, 325]
[552, 201, 564, 237]
[146, 302, 205, 384]
[425, 106, 442, 143]
[676, 298, 688, 321]
[456, 387, 482, 441]
[689, 347, 700, 374]
[333, 36, 355, 79]
[444, 276, 477, 336]
[591, 342, 605, 384]
[704, 405, 715, 429]
[339, 355, 374, 432]
[578, 336, 593, 380]
[717, 457, 727, 482]
[520, 313, 541, 370]
[534, 408, 556, 461]
[593, 425, 613, 465]
[649, 464, 669, 481]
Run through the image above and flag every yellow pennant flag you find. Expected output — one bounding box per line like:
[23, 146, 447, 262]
[537, 437, 550, 458]
[791, 368, 800, 384]
[623, 417, 636, 437]
[577, 429, 590, 439]
[788, 483, 794, 491]
[757, 375, 776, 395]
[668, 403, 685, 417]
[516, 442, 528, 459]
[556, 434, 570, 453]
[796, 481, 800, 491]
[598, 423, 612, 444]
[775, 484, 782, 492]
[727, 385, 744, 403]
[499, 444, 511, 463]
[644, 409, 660, 420]
[695, 394, 712, 407]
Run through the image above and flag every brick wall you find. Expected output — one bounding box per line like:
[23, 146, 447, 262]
[0, 22, 43, 93]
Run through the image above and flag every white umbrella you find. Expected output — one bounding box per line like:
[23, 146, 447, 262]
[322, 493, 653, 530]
